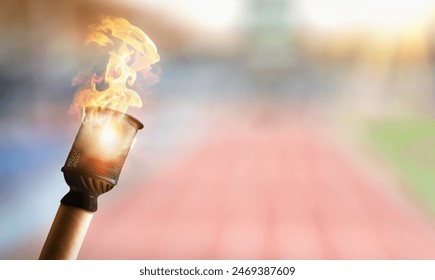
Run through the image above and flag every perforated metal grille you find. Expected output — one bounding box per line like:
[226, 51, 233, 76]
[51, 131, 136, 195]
[63, 107, 143, 183]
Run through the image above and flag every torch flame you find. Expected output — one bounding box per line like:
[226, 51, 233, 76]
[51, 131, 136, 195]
[71, 15, 160, 117]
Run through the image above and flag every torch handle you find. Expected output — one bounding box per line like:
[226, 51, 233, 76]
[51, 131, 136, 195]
[39, 204, 94, 260]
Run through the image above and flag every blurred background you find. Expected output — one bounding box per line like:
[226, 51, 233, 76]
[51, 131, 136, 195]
[3, 0, 435, 259]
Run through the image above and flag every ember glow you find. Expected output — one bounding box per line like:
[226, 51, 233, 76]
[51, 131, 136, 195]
[85, 119, 129, 161]
[71, 15, 160, 117]
[100, 123, 120, 151]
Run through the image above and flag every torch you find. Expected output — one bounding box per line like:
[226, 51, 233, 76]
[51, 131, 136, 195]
[39, 16, 159, 259]
[39, 107, 142, 259]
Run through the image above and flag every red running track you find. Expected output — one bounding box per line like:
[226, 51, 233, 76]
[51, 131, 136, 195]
[79, 111, 435, 259]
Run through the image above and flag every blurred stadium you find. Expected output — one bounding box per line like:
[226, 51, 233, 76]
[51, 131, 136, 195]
[2, 0, 435, 259]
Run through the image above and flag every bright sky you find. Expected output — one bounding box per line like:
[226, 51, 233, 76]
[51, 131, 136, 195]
[298, 0, 435, 35]
[114, 0, 244, 32]
[114, 0, 435, 35]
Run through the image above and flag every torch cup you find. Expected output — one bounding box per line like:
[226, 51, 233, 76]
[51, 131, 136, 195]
[39, 107, 143, 259]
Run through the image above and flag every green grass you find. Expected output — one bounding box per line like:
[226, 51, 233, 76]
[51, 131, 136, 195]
[365, 118, 435, 212]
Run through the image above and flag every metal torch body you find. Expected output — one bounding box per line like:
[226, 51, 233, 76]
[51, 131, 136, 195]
[39, 107, 143, 259]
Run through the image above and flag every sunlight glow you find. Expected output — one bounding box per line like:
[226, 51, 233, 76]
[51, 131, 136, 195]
[298, 0, 435, 35]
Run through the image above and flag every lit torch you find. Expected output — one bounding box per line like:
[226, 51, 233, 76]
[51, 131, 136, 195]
[39, 16, 159, 260]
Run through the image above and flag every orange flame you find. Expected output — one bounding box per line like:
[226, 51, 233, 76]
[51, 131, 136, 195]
[71, 15, 160, 117]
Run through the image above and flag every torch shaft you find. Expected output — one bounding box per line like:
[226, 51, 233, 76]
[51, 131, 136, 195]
[39, 204, 94, 260]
